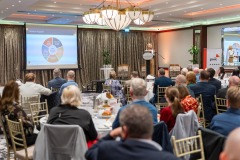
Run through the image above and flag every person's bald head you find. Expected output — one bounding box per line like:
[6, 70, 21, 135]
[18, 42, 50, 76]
[220, 128, 240, 160]
[175, 75, 187, 85]
[193, 67, 199, 74]
[67, 70, 75, 80]
[229, 76, 240, 87]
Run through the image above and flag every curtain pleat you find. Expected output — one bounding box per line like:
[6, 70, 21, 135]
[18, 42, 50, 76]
[0, 26, 158, 88]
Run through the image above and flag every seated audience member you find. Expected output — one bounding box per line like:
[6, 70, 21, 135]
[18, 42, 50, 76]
[85, 105, 179, 160]
[207, 68, 221, 93]
[150, 68, 174, 104]
[193, 67, 200, 82]
[175, 74, 195, 97]
[20, 73, 52, 96]
[0, 80, 37, 146]
[160, 87, 184, 132]
[218, 67, 226, 80]
[210, 86, 240, 136]
[176, 85, 198, 114]
[232, 68, 239, 77]
[48, 85, 97, 144]
[47, 68, 66, 90]
[186, 71, 196, 87]
[104, 70, 125, 105]
[190, 70, 216, 122]
[181, 68, 188, 76]
[59, 70, 78, 95]
[123, 71, 139, 94]
[220, 128, 240, 160]
[112, 78, 157, 129]
[217, 76, 240, 98]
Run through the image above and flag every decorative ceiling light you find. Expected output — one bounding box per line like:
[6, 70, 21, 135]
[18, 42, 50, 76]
[104, 11, 131, 31]
[126, 7, 142, 20]
[133, 18, 145, 25]
[101, 5, 118, 20]
[82, 0, 154, 31]
[82, 16, 95, 24]
[83, 10, 100, 24]
[96, 16, 106, 26]
[139, 10, 154, 23]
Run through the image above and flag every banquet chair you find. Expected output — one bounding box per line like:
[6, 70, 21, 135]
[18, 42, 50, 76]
[125, 85, 132, 104]
[5, 116, 34, 160]
[172, 130, 205, 160]
[29, 100, 48, 128]
[102, 83, 111, 93]
[0, 113, 13, 160]
[214, 95, 227, 114]
[20, 95, 40, 115]
[33, 124, 87, 160]
[156, 86, 168, 110]
[196, 95, 207, 128]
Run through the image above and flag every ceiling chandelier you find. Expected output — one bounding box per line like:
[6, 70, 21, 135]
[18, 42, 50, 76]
[82, 0, 154, 31]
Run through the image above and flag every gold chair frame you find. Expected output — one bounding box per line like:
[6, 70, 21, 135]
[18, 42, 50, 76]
[125, 85, 132, 104]
[196, 94, 208, 128]
[214, 95, 227, 114]
[20, 95, 40, 115]
[172, 130, 205, 160]
[5, 116, 34, 160]
[156, 86, 168, 110]
[29, 100, 48, 127]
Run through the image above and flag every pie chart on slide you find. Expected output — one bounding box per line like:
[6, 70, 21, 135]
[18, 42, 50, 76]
[42, 37, 64, 63]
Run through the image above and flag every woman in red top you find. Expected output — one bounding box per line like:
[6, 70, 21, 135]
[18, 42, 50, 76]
[176, 85, 198, 114]
[160, 87, 184, 132]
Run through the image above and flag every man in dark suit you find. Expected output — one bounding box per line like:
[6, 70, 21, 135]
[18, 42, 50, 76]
[151, 68, 174, 104]
[190, 70, 216, 122]
[85, 104, 179, 160]
[48, 68, 66, 89]
[207, 68, 221, 93]
[217, 76, 240, 98]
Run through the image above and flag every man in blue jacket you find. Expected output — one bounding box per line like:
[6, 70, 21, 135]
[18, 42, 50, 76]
[85, 105, 179, 160]
[48, 68, 66, 89]
[112, 78, 157, 129]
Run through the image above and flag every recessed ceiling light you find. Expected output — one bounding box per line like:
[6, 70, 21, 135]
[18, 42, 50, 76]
[12, 5, 14, 7]
[28, 13, 30, 15]
[220, 3, 223, 5]
[34, 10, 37, 12]
[201, 8, 203, 10]
[18, 0, 21, 2]
[54, 1, 57, 3]
[165, 1, 168, 4]
[6, 8, 8, 10]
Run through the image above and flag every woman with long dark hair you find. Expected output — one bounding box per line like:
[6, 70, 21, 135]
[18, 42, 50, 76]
[160, 86, 184, 132]
[0, 80, 37, 146]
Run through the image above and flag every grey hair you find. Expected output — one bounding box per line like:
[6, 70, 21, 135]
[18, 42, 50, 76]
[119, 104, 153, 139]
[130, 78, 147, 97]
[53, 68, 61, 78]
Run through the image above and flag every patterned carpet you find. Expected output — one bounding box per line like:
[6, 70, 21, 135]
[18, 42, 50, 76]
[0, 92, 97, 159]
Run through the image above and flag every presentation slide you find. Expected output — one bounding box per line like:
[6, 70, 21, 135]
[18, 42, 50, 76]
[222, 27, 240, 66]
[26, 24, 78, 69]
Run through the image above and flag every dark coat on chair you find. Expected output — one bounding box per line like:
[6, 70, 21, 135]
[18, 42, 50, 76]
[85, 134, 179, 160]
[152, 121, 173, 153]
[190, 82, 216, 122]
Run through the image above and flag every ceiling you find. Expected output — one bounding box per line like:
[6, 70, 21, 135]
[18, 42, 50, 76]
[1, 0, 240, 31]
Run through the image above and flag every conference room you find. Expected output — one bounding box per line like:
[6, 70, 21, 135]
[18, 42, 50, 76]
[1, 0, 240, 159]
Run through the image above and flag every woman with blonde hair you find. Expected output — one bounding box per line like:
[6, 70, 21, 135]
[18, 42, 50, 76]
[48, 85, 97, 146]
[160, 86, 184, 132]
[104, 70, 126, 105]
[186, 71, 196, 86]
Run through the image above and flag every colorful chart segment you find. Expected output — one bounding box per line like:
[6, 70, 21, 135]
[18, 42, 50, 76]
[42, 37, 64, 63]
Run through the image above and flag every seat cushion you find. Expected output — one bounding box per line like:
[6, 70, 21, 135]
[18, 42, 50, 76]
[16, 145, 34, 160]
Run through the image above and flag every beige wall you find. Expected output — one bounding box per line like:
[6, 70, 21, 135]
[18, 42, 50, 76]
[157, 29, 193, 68]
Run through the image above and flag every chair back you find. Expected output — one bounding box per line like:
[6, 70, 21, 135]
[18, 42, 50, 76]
[156, 86, 168, 110]
[0, 113, 12, 160]
[172, 130, 205, 160]
[34, 124, 87, 160]
[214, 95, 227, 114]
[125, 85, 132, 104]
[102, 83, 111, 93]
[29, 100, 48, 127]
[5, 116, 29, 159]
[196, 94, 207, 128]
[51, 87, 59, 92]
[20, 95, 40, 115]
